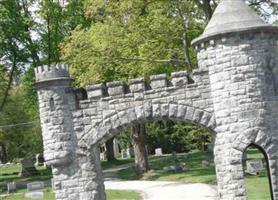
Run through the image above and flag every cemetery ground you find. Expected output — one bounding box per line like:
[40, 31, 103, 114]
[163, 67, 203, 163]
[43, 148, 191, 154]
[0, 149, 271, 200]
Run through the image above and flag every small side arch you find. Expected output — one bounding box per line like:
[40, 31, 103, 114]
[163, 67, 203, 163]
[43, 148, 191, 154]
[81, 102, 216, 148]
[231, 129, 276, 159]
[229, 129, 277, 200]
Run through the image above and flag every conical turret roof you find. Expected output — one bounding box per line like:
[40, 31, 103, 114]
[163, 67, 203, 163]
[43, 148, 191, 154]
[192, 0, 277, 45]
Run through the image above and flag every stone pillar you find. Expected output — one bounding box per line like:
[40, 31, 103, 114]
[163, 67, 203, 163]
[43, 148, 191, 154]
[35, 64, 106, 200]
[192, 0, 278, 199]
[78, 147, 106, 200]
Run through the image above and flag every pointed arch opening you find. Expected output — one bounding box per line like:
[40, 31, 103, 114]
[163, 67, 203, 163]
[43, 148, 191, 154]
[243, 143, 274, 200]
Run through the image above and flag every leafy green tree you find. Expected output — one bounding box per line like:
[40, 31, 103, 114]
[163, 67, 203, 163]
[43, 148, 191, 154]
[39, 0, 90, 64]
[0, 86, 42, 162]
[0, 0, 40, 112]
[61, 0, 206, 173]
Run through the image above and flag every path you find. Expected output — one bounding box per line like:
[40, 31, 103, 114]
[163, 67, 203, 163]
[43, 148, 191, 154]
[105, 180, 218, 200]
[103, 161, 218, 200]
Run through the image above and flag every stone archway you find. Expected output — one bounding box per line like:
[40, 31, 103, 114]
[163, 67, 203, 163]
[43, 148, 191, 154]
[34, 0, 278, 199]
[77, 103, 217, 200]
[81, 103, 216, 147]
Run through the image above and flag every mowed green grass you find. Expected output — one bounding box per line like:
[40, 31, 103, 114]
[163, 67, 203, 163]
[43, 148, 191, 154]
[2, 188, 140, 200]
[118, 150, 272, 200]
[244, 148, 272, 200]
[0, 161, 140, 200]
[118, 151, 216, 184]
[0, 159, 132, 183]
[0, 149, 272, 200]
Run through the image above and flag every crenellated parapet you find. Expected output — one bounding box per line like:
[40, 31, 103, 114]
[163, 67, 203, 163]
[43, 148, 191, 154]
[85, 71, 198, 99]
[35, 64, 71, 83]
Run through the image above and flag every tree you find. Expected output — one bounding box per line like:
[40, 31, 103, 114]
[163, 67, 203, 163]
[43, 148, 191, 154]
[0, 85, 42, 162]
[132, 123, 149, 174]
[105, 138, 116, 161]
[61, 0, 207, 173]
[0, 0, 40, 112]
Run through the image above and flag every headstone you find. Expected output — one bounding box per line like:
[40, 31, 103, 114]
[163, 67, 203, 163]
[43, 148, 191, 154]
[25, 181, 44, 199]
[207, 143, 214, 153]
[171, 152, 178, 163]
[202, 160, 210, 168]
[121, 149, 127, 159]
[19, 158, 38, 177]
[128, 148, 134, 157]
[121, 148, 133, 159]
[183, 153, 189, 161]
[27, 181, 44, 192]
[113, 139, 121, 157]
[7, 182, 16, 193]
[155, 148, 163, 156]
[246, 159, 264, 175]
[163, 163, 188, 173]
[126, 148, 131, 158]
[35, 154, 45, 166]
[100, 152, 106, 161]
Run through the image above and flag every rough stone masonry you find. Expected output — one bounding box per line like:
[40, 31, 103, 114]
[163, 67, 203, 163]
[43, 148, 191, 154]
[35, 0, 278, 199]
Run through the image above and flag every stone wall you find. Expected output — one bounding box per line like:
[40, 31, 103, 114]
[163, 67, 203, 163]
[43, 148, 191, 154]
[36, 64, 219, 200]
[195, 30, 278, 199]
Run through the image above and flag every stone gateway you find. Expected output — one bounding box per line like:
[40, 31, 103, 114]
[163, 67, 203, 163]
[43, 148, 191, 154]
[35, 0, 278, 199]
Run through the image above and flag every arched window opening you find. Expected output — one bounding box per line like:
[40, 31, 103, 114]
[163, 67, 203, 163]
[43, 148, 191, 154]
[50, 98, 55, 111]
[243, 144, 273, 200]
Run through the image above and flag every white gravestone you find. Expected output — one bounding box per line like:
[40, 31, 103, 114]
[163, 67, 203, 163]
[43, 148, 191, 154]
[246, 159, 264, 175]
[7, 182, 16, 193]
[155, 148, 163, 156]
[25, 181, 44, 199]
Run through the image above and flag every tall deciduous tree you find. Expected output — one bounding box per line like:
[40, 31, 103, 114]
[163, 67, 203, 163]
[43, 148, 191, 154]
[0, 0, 40, 112]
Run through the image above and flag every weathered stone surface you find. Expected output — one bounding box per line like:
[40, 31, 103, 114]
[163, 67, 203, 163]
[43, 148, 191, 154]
[34, 1, 278, 200]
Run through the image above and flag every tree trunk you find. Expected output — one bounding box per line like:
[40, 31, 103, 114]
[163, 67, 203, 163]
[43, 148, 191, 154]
[105, 138, 116, 161]
[0, 142, 7, 163]
[132, 123, 149, 174]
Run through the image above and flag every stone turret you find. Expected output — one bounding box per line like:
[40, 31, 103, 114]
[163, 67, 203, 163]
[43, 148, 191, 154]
[35, 64, 76, 167]
[193, 0, 278, 199]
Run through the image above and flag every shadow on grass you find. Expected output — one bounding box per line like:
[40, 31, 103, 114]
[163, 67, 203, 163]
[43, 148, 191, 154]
[101, 158, 134, 170]
[117, 151, 217, 184]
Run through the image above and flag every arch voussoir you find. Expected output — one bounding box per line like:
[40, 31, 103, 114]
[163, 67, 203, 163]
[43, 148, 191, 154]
[88, 103, 216, 146]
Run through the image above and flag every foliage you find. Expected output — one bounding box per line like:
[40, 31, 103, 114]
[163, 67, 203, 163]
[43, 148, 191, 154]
[61, 0, 205, 86]
[0, 86, 42, 162]
[116, 121, 211, 154]
[39, 0, 89, 64]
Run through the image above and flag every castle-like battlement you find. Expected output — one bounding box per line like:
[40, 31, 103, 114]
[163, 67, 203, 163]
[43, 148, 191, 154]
[85, 70, 194, 99]
[35, 64, 71, 83]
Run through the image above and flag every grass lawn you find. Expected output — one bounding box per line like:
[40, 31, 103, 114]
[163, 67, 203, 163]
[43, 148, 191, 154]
[246, 172, 271, 200]
[2, 188, 140, 200]
[244, 148, 272, 200]
[0, 149, 272, 200]
[118, 151, 217, 184]
[0, 165, 52, 183]
[118, 149, 272, 200]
